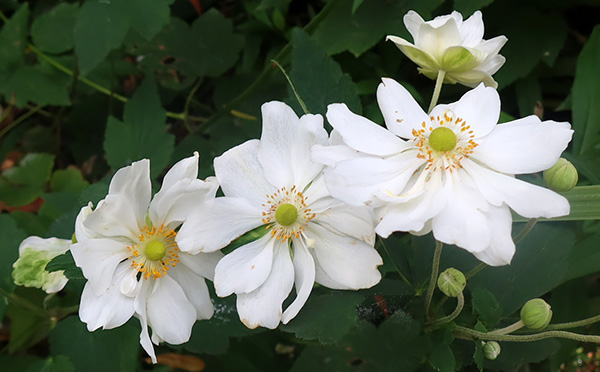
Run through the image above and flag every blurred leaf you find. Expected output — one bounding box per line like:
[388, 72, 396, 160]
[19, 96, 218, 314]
[26, 355, 75, 372]
[151, 353, 205, 372]
[281, 292, 364, 344]
[5, 66, 71, 107]
[572, 25, 600, 155]
[515, 75, 541, 117]
[79, 182, 109, 206]
[0, 3, 28, 72]
[49, 316, 139, 372]
[513, 186, 600, 222]
[312, 0, 442, 56]
[484, 340, 559, 370]
[0, 356, 42, 372]
[50, 168, 89, 193]
[290, 28, 361, 115]
[120, 0, 174, 41]
[352, 0, 365, 13]
[0, 153, 55, 207]
[74, 0, 129, 75]
[0, 214, 27, 318]
[31, 3, 78, 54]
[104, 77, 174, 178]
[453, 0, 494, 15]
[46, 251, 84, 281]
[564, 231, 600, 281]
[471, 287, 502, 328]
[5, 287, 52, 352]
[428, 343, 455, 372]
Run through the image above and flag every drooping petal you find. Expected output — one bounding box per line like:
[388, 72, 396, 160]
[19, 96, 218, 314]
[473, 117, 573, 174]
[71, 238, 130, 296]
[458, 11, 484, 47]
[79, 263, 135, 331]
[312, 202, 375, 246]
[178, 251, 223, 281]
[83, 194, 141, 240]
[326, 103, 410, 156]
[471, 205, 515, 266]
[214, 139, 275, 201]
[133, 280, 156, 363]
[463, 159, 570, 218]
[176, 197, 263, 254]
[159, 152, 200, 191]
[213, 235, 275, 297]
[403, 10, 425, 42]
[307, 223, 382, 290]
[282, 239, 316, 324]
[168, 265, 215, 320]
[386, 37, 440, 73]
[236, 242, 295, 329]
[106, 159, 151, 229]
[146, 275, 197, 345]
[476, 36, 509, 64]
[257, 101, 328, 189]
[74, 203, 98, 242]
[377, 78, 430, 139]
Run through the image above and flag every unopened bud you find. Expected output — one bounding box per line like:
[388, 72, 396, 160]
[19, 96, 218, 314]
[520, 298, 552, 330]
[543, 158, 578, 192]
[483, 341, 501, 360]
[437, 268, 466, 298]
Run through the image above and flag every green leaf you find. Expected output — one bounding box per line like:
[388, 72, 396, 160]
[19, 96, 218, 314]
[572, 25, 600, 154]
[31, 3, 78, 54]
[312, 0, 442, 56]
[191, 9, 244, 77]
[513, 186, 600, 222]
[0, 4, 28, 72]
[46, 251, 84, 281]
[26, 355, 75, 372]
[49, 317, 139, 372]
[280, 292, 364, 344]
[74, 0, 129, 75]
[290, 28, 361, 115]
[484, 340, 559, 371]
[5, 65, 71, 107]
[0, 356, 42, 372]
[50, 169, 89, 193]
[119, 0, 174, 41]
[453, 0, 495, 15]
[0, 214, 27, 318]
[0, 153, 55, 207]
[428, 343, 455, 372]
[104, 77, 174, 178]
[471, 287, 502, 328]
[5, 287, 52, 352]
[79, 181, 109, 206]
[515, 75, 541, 117]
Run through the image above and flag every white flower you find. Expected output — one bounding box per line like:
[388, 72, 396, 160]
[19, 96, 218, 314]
[387, 10, 507, 88]
[313, 78, 573, 266]
[176, 101, 382, 329]
[70, 153, 222, 363]
[12, 236, 70, 293]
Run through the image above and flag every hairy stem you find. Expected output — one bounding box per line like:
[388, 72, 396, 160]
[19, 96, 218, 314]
[487, 320, 526, 335]
[425, 240, 443, 318]
[426, 292, 465, 328]
[455, 326, 600, 344]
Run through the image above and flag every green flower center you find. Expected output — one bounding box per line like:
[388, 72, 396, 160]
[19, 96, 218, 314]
[145, 240, 166, 261]
[429, 127, 457, 152]
[275, 203, 298, 226]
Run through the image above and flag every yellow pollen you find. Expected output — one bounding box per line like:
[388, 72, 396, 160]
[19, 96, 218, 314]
[275, 203, 298, 226]
[127, 224, 181, 280]
[262, 186, 316, 241]
[429, 127, 457, 152]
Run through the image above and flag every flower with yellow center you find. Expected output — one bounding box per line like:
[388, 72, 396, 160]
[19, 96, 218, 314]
[70, 154, 222, 363]
[177, 101, 382, 330]
[313, 78, 573, 266]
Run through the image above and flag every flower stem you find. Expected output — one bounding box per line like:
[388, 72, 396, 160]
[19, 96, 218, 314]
[514, 218, 538, 244]
[466, 262, 487, 279]
[428, 70, 446, 113]
[0, 105, 44, 139]
[455, 325, 600, 344]
[183, 78, 204, 133]
[425, 240, 443, 318]
[487, 320, 526, 335]
[426, 292, 464, 328]
[271, 59, 309, 114]
[545, 314, 600, 331]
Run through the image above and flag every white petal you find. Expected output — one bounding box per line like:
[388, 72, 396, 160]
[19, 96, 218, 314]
[83, 194, 141, 240]
[178, 251, 223, 281]
[307, 223, 382, 289]
[236, 243, 294, 329]
[471, 205, 515, 266]
[312, 202, 375, 246]
[160, 152, 200, 191]
[458, 11, 484, 47]
[326, 103, 409, 156]
[476, 36, 508, 64]
[282, 240, 316, 324]
[71, 238, 130, 296]
[403, 10, 425, 41]
[213, 235, 275, 297]
[146, 275, 197, 345]
[75, 203, 98, 242]
[416, 16, 461, 61]
[18, 236, 70, 256]
[478, 54, 506, 76]
[463, 160, 570, 218]
[134, 280, 156, 363]
[79, 263, 135, 331]
[107, 159, 151, 229]
[311, 143, 362, 168]
[473, 117, 573, 174]
[169, 265, 215, 320]
[257, 101, 328, 189]
[214, 139, 275, 201]
[377, 78, 430, 139]
[440, 83, 500, 138]
[176, 197, 263, 254]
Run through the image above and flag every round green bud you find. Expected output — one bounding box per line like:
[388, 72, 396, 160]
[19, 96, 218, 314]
[543, 158, 578, 192]
[437, 268, 466, 298]
[145, 241, 166, 261]
[275, 203, 298, 226]
[520, 298, 552, 330]
[483, 341, 501, 360]
[429, 127, 457, 152]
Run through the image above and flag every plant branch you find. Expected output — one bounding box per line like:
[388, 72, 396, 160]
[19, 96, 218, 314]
[545, 314, 600, 331]
[455, 326, 600, 344]
[425, 240, 443, 318]
[0, 105, 44, 139]
[426, 292, 464, 329]
[428, 70, 446, 113]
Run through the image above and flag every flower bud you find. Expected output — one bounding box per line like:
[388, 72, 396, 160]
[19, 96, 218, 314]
[543, 158, 578, 192]
[437, 268, 466, 298]
[483, 341, 501, 360]
[520, 299, 552, 330]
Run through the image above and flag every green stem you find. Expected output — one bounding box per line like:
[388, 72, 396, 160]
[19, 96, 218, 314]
[0, 105, 43, 139]
[428, 70, 446, 113]
[425, 240, 443, 318]
[426, 292, 464, 328]
[455, 325, 600, 344]
[513, 218, 538, 244]
[197, 0, 341, 132]
[378, 237, 412, 288]
[545, 314, 600, 331]
[466, 262, 486, 279]
[271, 59, 309, 114]
[487, 320, 525, 335]
[183, 78, 204, 133]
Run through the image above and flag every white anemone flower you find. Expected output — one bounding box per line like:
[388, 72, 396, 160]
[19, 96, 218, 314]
[70, 154, 222, 363]
[387, 10, 507, 88]
[313, 78, 572, 266]
[176, 101, 382, 329]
